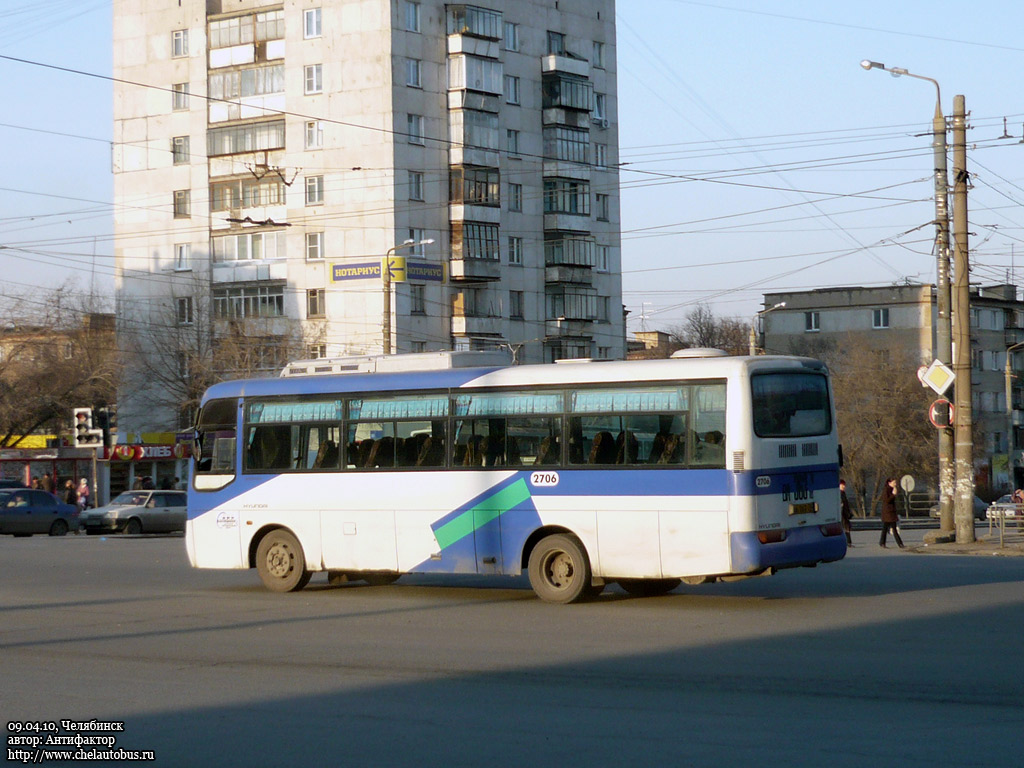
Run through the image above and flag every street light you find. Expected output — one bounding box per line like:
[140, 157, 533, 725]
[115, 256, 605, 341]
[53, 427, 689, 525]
[382, 237, 434, 354]
[749, 302, 786, 356]
[862, 58, 956, 533]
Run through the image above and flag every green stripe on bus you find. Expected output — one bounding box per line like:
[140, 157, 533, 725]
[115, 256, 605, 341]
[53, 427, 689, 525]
[434, 479, 531, 550]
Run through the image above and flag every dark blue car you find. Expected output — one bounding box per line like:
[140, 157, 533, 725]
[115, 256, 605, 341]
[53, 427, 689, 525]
[0, 489, 80, 536]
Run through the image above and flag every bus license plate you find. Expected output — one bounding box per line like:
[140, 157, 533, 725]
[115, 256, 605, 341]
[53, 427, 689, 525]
[789, 502, 818, 516]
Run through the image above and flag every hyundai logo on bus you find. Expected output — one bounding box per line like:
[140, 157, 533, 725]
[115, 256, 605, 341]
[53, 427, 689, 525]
[331, 259, 445, 283]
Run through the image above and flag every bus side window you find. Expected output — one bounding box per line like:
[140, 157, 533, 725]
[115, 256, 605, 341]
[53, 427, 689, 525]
[247, 425, 292, 471]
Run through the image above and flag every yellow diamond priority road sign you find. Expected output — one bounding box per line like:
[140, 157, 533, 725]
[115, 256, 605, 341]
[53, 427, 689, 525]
[919, 359, 955, 396]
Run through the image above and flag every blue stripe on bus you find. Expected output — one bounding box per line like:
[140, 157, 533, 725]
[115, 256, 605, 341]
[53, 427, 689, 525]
[730, 527, 847, 572]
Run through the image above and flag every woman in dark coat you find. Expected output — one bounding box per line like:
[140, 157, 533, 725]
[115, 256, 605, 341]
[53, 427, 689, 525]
[880, 477, 904, 549]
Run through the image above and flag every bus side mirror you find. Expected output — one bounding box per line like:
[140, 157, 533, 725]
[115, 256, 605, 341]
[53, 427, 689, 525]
[838, 444, 844, 468]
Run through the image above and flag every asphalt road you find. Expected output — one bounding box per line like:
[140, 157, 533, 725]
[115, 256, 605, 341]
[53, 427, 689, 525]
[1, 528, 1021, 767]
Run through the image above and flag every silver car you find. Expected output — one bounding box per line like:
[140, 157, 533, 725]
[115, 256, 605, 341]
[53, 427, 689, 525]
[83, 490, 187, 535]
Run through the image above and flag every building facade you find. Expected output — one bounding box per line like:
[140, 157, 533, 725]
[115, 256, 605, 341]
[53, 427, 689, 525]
[113, 0, 624, 431]
[761, 283, 1024, 491]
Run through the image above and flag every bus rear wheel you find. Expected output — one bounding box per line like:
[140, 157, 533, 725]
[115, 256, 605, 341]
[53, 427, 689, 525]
[528, 534, 592, 604]
[256, 529, 311, 592]
[617, 578, 681, 597]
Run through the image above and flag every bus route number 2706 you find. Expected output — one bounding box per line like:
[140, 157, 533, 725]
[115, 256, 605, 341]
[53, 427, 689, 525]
[530, 471, 559, 487]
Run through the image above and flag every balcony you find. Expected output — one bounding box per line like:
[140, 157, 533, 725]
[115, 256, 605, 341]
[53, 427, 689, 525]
[546, 265, 593, 286]
[545, 318, 592, 338]
[541, 54, 591, 78]
[451, 314, 504, 337]
[449, 258, 501, 282]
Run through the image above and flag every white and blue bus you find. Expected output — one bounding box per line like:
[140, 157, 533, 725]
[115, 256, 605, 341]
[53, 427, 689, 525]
[186, 350, 845, 602]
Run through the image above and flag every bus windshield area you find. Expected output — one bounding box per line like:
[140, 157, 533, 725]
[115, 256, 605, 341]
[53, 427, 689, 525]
[751, 372, 831, 438]
[195, 398, 237, 475]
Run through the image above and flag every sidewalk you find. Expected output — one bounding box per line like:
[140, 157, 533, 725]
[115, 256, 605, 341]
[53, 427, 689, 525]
[850, 517, 1024, 557]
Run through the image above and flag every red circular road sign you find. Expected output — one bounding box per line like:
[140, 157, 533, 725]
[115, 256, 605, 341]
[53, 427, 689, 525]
[929, 398, 954, 428]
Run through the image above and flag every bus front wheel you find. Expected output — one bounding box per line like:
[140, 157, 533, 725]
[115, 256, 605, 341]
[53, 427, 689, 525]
[256, 529, 311, 592]
[528, 534, 592, 604]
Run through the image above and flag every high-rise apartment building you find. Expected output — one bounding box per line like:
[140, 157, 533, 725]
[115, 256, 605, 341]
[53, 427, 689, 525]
[113, 0, 624, 431]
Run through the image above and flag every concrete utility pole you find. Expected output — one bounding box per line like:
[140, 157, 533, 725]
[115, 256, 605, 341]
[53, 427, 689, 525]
[860, 60, 954, 533]
[951, 94, 976, 543]
[932, 90, 955, 533]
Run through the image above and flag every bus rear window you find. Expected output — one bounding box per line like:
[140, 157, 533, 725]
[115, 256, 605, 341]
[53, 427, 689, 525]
[751, 373, 831, 438]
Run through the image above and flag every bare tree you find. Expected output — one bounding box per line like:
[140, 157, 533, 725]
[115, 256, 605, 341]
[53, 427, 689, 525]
[666, 303, 750, 355]
[121, 274, 314, 431]
[0, 287, 121, 447]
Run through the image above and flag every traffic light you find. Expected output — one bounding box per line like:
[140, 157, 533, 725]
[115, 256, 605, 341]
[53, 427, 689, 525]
[95, 405, 119, 449]
[72, 407, 103, 448]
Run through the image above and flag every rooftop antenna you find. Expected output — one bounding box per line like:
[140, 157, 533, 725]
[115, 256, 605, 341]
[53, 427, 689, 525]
[639, 302, 652, 332]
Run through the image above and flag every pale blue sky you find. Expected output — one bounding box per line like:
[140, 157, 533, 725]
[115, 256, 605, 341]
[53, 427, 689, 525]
[3, 0, 1024, 333]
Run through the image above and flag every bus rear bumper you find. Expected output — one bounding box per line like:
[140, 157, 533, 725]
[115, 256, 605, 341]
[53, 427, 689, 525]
[730, 526, 846, 573]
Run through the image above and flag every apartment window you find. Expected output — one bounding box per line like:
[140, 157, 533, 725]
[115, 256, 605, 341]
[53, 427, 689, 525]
[405, 58, 422, 88]
[409, 171, 424, 201]
[407, 114, 425, 145]
[172, 82, 189, 111]
[544, 178, 590, 215]
[508, 236, 523, 265]
[593, 93, 607, 122]
[450, 166, 500, 206]
[509, 183, 522, 212]
[547, 126, 588, 163]
[447, 5, 501, 38]
[503, 21, 519, 51]
[208, 65, 285, 102]
[207, 120, 285, 156]
[213, 231, 286, 262]
[596, 193, 610, 221]
[305, 120, 324, 149]
[506, 129, 520, 158]
[547, 30, 565, 55]
[174, 243, 191, 271]
[593, 41, 606, 68]
[448, 55, 503, 94]
[176, 297, 194, 326]
[306, 232, 324, 260]
[454, 223, 500, 260]
[213, 284, 285, 319]
[872, 308, 890, 329]
[805, 312, 820, 332]
[305, 175, 324, 205]
[594, 143, 608, 169]
[307, 289, 326, 318]
[595, 244, 609, 272]
[408, 228, 427, 256]
[545, 235, 594, 267]
[173, 190, 191, 218]
[172, 29, 189, 58]
[504, 75, 520, 105]
[304, 8, 322, 38]
[210, 178, 286, 211]
[254, 10, 284, 41]
[405, 1, 420, 32]
[304, 64, 323, 94]
[510, 291, 524, 319]
[410, 284, 426, 314]
[171, 136, 190, 165]
[307, 344, 327, 359]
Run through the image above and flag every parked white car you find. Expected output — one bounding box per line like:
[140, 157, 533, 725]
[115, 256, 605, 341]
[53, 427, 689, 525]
[83, 490, 187, 535]
[986, 496, 1024, 520]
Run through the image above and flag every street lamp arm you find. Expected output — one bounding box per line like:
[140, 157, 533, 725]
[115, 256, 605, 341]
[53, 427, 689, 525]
[861, 59, 941, 114]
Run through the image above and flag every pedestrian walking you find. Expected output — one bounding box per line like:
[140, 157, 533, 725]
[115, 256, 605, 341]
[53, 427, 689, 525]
[41, 471, 54, 494]
[77, 477, 90, 511]
[840, 478, 854, 546]
[63, 479, 78, 506]
[880, 477, 905, 549]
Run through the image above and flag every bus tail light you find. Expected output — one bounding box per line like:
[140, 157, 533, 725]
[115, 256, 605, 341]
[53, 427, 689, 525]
[758, 530, 787, 544]
[819, 522, 843, 537]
